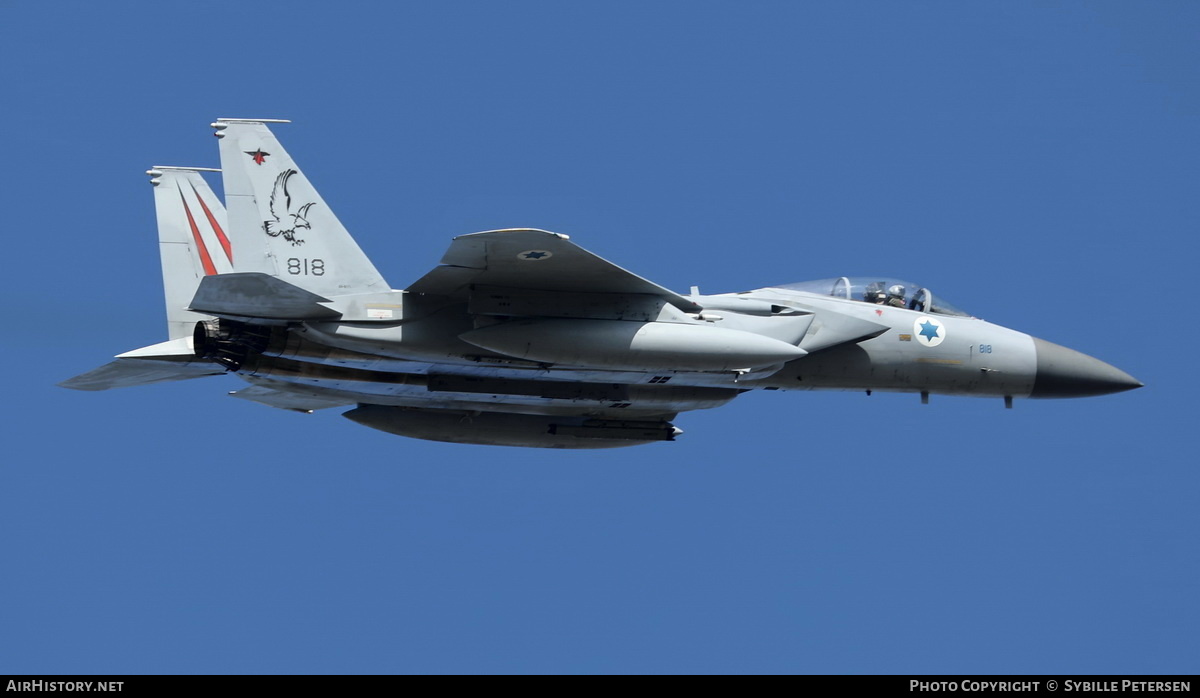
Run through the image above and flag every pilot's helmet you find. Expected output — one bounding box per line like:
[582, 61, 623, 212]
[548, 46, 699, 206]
[887, 284, 905, 298]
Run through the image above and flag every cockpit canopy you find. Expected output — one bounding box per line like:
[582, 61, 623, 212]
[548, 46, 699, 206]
[777, 277, 972, 317]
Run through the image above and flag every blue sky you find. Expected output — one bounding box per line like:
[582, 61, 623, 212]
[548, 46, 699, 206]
[1, 1, 1196, 674]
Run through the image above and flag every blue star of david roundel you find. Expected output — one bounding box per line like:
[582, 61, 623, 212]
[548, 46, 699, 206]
[913, 316, 946, 347]
[517, 249, 553, 261]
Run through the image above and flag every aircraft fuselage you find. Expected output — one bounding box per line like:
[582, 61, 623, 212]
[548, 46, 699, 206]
[62, 119, 1141, 448]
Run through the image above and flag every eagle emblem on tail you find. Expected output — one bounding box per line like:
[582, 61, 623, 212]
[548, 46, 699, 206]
[263, 169, 315, 246]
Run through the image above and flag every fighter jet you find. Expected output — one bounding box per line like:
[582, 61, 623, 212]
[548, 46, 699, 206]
[60, 119, 1142, 448]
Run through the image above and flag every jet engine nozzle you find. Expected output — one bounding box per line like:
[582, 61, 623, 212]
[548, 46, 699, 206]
[193, 320, 272, 372]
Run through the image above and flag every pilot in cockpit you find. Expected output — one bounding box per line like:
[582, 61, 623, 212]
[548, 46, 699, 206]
[885, 284, 907, 308]
[864, 281, 887, 304]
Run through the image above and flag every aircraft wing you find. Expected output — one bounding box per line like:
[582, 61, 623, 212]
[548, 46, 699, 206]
[407, 229, 702, 312]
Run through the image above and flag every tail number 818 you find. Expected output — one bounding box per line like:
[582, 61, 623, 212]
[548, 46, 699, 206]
[287, 258, 325, 276]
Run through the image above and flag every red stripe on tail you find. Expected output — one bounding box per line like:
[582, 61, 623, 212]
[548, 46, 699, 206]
[178, 186, 217, 276]
[190, 181, 232, 264]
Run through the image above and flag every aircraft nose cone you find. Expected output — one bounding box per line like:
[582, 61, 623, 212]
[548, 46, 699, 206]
[1031, 337, 1143, 398]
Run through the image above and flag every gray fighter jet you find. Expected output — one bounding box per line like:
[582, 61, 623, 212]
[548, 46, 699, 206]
[60, 119, 1142, 448]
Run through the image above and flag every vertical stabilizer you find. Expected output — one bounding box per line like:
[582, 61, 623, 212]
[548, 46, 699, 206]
[213, 118, 390, 297]
[150, 166, 232, 340]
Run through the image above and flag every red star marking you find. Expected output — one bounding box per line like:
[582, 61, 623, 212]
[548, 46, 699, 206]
[245, 149, 270, 165]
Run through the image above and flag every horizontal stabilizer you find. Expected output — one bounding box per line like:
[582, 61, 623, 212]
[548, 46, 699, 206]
[189, 272, 341, 320]
[114, 336, 195, 359]
[59, 358, 223, 391]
